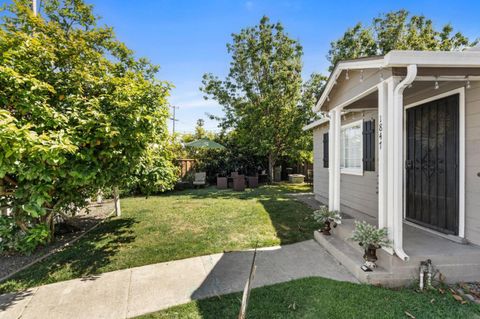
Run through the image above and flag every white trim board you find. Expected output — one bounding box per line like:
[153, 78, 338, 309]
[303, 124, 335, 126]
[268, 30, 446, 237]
[339, 119, 364, 176]
[403, 87, 466, 239]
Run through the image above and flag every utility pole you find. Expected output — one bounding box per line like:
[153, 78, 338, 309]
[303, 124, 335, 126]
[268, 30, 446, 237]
[32, 0, 37, 16]
[170, 105, 179, 134]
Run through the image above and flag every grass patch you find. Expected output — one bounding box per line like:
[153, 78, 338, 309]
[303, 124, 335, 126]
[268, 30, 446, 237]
[0, 184, 316, 293]
[136, 277, 480, 319]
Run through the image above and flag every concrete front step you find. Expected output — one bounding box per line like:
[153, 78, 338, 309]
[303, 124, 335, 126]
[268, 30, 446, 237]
[314, 231, 416, 287]
[315, 219, 480, 286]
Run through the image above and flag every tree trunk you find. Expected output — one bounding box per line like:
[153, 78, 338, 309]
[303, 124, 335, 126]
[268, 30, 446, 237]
[268, 154, 276, 183]
[113, 187, 121, 217]
[45, 211, 55, 243]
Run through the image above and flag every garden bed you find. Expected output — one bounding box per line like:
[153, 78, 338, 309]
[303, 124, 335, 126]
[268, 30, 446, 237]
[0, 200, 114, 281]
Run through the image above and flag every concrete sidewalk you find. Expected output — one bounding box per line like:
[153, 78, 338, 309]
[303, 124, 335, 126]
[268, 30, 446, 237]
[0, 240, 357, 319]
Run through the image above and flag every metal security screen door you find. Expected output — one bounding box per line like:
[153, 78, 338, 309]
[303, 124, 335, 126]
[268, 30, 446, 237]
[405, 94, 459, 235]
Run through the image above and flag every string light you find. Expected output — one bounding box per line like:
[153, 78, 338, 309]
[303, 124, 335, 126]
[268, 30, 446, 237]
[345, 69, 350, 80]
[408, 83, 413, 88]
[360, 70, 364, 82]
[466, 76, 471, 89]
[327, 96, 330, 102]
[379, 68, 384, 81]
[434, 77, 439, 90]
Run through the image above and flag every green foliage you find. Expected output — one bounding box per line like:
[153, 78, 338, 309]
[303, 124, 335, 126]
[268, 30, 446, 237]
[312, 206, 342, 225]
[0, 215, 18, 253]
[179, 130, 264, 182]
[0, 216, 49, 254]
[17, 223, 50, 254]
[0, 0, 176, 252]
[328, 10, 476, 70]
[201, 16, 323, 179]
[194, 119, 207, 139]
[351, 220, 391, 249]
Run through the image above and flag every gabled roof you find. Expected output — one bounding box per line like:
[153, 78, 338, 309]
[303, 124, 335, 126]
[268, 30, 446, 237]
[314, 50, 480, 112]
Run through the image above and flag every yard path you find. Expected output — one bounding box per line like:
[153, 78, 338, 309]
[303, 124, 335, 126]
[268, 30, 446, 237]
[0, 240, 357, 319]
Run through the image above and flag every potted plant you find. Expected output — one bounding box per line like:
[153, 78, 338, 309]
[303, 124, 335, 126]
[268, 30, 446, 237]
[351, 221, 391, 268]
[313, 206, 342, 235]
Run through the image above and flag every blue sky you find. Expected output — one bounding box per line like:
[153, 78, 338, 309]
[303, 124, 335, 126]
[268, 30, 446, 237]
[9, 0, 480, 133]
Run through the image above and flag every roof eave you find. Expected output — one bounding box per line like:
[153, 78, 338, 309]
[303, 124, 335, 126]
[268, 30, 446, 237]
[302, 117, 329, 131]
[313, 57, 385, 113]
[314, 50, 480, 113]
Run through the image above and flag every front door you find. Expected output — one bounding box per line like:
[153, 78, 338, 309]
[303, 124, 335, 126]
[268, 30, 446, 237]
[405, 94, 459, 235]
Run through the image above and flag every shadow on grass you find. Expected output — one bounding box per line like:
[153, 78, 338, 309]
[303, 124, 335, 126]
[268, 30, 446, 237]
[154, 276, 480, 319]
[188, 241, 351, 319]
[0, 218, 137, 297]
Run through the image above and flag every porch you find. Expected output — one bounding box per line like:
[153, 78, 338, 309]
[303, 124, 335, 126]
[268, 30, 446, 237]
[314, 214, 480, 287]
[294, 192, 480, 286]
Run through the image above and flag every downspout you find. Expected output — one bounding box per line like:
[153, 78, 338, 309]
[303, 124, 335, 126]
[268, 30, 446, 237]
[392, 64, 417, 262]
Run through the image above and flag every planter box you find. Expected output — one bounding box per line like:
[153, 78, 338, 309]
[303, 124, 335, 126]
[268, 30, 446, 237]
[288, 174, 305, 184]
[217, 177, 228, 189]
[246, 176, 258, 188]
[233, 175, 245, 191]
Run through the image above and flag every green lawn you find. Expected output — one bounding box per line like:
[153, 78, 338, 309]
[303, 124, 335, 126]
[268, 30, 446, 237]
[0, 184, 317, 293]
[137, 277, 480, 319]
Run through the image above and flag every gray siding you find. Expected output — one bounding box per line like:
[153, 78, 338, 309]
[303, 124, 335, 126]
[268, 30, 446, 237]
[313, 110, 379, 218]
[465, 82, 480, 245]
[313, 79, 480, 245]
[313, 126, 329, 204]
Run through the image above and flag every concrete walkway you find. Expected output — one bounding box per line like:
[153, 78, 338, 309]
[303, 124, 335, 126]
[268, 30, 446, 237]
[0, 240, 357, 319]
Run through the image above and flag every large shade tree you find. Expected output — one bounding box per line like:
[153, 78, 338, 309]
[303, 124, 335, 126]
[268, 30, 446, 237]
[0, 0, 177, 252]
[202, 16, 323, 181]
[328, 10, 476, 70]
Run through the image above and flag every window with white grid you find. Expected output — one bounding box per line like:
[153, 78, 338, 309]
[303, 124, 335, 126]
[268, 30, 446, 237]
[340, 120, 363, 174]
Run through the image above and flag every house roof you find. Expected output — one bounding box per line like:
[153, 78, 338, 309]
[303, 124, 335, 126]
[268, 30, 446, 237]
[314, 50, 480, 113]
[302, 117, 329, 131]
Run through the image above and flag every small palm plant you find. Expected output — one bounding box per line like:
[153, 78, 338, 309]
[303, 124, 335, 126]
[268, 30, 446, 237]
[351, 221, 391, 268]
[313, 206, 342, 235]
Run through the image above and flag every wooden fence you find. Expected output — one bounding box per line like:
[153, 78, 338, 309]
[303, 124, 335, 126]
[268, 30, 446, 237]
[176, 159, 196, 179]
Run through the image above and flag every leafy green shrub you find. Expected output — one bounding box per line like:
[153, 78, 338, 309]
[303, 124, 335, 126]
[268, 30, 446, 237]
[0, 0, 177, 252]
[312, 206, 342, 225]
[0, 216, 49, 254]
[0, 216, 19, 253]
[17, 224, 49, 254]
[351, 221, 391, 249]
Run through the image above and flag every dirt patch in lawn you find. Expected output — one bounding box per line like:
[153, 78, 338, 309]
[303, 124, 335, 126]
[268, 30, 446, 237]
[0, 200, 114, 280]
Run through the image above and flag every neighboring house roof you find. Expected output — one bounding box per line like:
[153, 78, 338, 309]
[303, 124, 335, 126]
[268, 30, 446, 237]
[314, 50, 480, 113]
